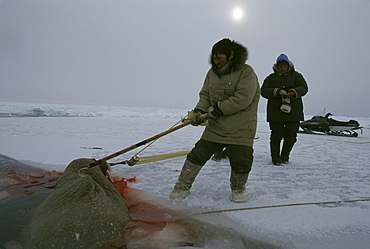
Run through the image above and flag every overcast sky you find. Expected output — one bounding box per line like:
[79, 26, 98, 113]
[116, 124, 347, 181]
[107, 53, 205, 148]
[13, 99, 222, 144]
[1, 0, 369, 118]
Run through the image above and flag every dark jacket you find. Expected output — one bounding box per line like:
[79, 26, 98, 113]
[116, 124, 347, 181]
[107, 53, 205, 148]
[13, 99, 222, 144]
[195, 41, 260, 147]
[261, 60, 308, 122]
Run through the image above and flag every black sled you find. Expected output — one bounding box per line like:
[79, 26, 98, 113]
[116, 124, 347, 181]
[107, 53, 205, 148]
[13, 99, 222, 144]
[300, 113, 363, 137]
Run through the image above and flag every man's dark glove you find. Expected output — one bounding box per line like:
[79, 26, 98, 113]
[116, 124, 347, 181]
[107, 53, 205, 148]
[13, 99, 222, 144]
[207, 103, 223, 119]
[188, 108, 206, 126]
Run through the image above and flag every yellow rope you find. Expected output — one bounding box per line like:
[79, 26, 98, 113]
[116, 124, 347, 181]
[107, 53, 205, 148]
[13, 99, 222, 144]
[261, 130, 370, 144]
[132, 116, 188, 157]
[109, 115, 189, 166]
[192, 198, 370, 215]
[135, 151, 190, 164]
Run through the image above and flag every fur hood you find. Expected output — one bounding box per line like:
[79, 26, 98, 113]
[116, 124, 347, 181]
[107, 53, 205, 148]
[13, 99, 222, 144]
[210, 41, 249, 76]
[273, 61, 296, 75]
[273, 53, 296, 75]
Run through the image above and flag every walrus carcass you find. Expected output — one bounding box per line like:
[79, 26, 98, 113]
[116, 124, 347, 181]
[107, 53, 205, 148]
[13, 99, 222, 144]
[21, 158, 130, 248]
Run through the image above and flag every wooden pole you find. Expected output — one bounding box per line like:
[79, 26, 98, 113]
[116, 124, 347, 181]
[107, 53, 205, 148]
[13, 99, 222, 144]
[88, 120, 191, 168]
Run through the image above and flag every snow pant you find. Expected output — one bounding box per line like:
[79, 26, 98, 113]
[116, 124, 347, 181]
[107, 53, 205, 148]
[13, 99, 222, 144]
[269, 121, 300, 161]
[175, 139, 253, 191]
[187, 139, 254, 175]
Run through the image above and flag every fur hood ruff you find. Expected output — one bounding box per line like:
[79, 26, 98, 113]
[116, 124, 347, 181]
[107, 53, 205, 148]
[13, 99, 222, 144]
[210, 41, 249, 76]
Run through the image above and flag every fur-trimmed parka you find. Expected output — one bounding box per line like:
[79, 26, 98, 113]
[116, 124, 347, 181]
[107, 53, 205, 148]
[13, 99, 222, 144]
[195, 40, 260, 147]
[261, 57, 308, 122]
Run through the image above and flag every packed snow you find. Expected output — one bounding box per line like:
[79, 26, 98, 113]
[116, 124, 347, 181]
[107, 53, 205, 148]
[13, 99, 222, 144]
[1, 102, 370, 248]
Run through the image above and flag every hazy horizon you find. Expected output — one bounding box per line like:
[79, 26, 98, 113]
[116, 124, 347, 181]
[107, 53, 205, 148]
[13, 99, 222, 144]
[1, 0, 369, 117]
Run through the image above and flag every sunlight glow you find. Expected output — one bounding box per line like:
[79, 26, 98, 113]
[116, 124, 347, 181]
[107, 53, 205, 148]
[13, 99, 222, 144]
[232, 8, 243, 20]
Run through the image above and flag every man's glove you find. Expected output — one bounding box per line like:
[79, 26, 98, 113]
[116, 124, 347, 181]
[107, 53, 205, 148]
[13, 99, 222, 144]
[285, 91, 295, 99]
[188, 108, 206, 126]
[274, 88, 287, 97]
[207, 103, 223, 119]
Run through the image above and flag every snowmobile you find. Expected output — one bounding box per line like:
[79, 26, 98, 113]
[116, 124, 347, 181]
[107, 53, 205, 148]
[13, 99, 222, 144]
[300, 113, 363, 137]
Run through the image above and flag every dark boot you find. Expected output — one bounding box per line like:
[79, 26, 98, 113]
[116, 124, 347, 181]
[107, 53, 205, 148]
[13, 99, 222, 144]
[230, 171, 249, 203]
[170, 160, 202, 200]
[281, 140, 295, 164]
[211, 151, 223, 161]
[270, 140, 282, 165]
[211, 148, 228, 161]
[221, 148, 228, 159]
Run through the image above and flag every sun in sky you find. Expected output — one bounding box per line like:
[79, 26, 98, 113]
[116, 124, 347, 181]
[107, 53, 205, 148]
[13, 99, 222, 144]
[232, 7, 243, 21]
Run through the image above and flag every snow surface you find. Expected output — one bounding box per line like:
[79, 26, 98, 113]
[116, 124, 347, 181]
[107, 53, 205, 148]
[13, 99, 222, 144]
[1, 102, 370, 248]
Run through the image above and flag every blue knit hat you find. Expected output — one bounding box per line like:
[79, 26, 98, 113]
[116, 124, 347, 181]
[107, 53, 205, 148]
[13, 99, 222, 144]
[276, 53, 289, 64]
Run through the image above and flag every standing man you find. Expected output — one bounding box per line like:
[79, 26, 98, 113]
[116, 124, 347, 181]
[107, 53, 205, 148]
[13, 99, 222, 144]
[261, 53, 308, 165]
[170, 38, 260, 203]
